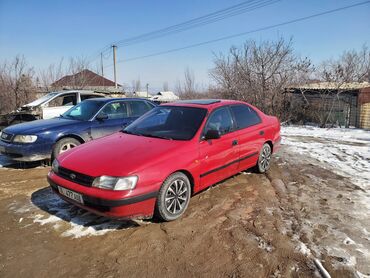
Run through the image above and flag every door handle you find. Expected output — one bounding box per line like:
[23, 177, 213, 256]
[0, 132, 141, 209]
[232, 140, 238, 146]
[259, 130, 265, 136]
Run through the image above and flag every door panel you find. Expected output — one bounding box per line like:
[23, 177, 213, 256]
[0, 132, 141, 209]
[42, 106, 72, 119]
[236, 125, 264, 170]
[90, 101, 130, 139]
[229, 104, 264, 171]
[199, 132, 239, 190]
[198, 107, 239, 190]
[42, 93, 77, 119]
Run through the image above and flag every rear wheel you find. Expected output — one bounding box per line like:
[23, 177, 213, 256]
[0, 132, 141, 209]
[256, 143, 272, 173]
[52, 137, 81, 160]
[155, 172, 191, 221]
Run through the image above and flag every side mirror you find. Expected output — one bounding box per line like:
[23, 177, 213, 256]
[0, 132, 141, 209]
[96, 112, 108, 121]
[204, 129, 221, 140]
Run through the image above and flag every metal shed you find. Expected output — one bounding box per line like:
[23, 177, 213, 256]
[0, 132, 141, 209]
[285, 82, 370, 129]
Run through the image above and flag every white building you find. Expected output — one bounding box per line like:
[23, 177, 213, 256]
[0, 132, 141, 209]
[150, 91, 179, 102]
[133, 91, 150, 98]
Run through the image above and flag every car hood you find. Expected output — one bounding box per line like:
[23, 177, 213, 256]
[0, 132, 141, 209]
[3, 118, 78, 134]
[58, 132, 187, 177]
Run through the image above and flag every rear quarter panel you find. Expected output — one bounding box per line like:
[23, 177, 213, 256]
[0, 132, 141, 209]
[262, 115, 281, 153]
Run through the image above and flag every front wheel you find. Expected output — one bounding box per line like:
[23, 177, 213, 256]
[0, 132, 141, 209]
[256, 143, 272, 173]
[155, 172, 191, 221]
[52, 137, 81, 160]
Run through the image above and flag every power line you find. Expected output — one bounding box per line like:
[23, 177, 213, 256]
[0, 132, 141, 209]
[113, 0, 280, 47]
[87, 0, 280, 63]
[104, 0, 370, 67]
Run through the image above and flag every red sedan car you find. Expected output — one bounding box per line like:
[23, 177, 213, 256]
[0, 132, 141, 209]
[48, 99, 281, 221]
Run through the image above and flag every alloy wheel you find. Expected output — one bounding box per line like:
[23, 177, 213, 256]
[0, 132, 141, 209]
[165, 179, 189, 214]
[260, 145, 271, 171]
[59, 142, 77, 154]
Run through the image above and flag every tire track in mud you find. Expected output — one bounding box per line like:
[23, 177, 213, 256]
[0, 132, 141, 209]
[0, 155, 335, 277]
[271, 147, 370, 277]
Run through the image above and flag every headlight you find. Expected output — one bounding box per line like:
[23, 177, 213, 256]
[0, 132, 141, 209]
[51, 159, 59, 173]
[92, 176, 138, 191]
[13, 135, 37, 143]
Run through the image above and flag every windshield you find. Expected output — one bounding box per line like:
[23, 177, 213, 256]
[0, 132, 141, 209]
[24, 92, 59, 107]
[62, 100, 105, 121]
[124, 106, 207, 140]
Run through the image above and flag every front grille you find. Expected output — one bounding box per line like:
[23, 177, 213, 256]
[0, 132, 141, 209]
[1, 132, 13, 142]
[57, 167, 95, 187]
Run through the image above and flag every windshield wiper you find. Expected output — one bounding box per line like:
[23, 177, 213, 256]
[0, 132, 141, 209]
[120, 130, 142, 136]
[140, 133, 172, 140]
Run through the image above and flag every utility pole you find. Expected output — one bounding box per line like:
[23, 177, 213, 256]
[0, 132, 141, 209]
[112, 45, 117, 88]
[146, 83, 149, 98]
[100, 52, 104, 77]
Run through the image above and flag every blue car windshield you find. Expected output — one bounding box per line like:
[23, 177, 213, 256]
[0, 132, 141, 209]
[123, 106, 207, 140]
[62, 100, 105, 121]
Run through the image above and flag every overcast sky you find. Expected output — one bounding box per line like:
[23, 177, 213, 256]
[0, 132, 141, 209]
[0, 0, 369, 91]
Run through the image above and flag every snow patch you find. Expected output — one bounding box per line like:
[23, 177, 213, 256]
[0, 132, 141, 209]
[8, 188, 141, 238]
[255, 236, 274, 252]
[296, 241, 311, 256]
[343, 237, 355, 245]
[282, 126, 370, 191]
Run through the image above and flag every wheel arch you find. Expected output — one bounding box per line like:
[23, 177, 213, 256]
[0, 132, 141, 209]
[56, 134, 85, 144]
[264, 140, 273, 152]
[170, 169, 195, 194]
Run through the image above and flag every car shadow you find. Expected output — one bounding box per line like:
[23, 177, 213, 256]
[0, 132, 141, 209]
[31, 187, 142, 234]
[0, 155, 48, 169]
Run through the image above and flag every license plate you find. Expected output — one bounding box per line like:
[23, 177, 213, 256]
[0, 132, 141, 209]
[58, 186, 84, 204]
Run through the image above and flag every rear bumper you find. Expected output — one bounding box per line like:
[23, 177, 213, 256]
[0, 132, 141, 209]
[0, 140, 51, 161]
[47, 172, 158, 219]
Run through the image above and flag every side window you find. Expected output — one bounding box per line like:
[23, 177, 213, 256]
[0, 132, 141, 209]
[48, 94, 77, 107]
[129, 101, 152, 117]
[230, 105, 261, 129]
[204, 107, 233, 135]
[100, 102, 128, 119]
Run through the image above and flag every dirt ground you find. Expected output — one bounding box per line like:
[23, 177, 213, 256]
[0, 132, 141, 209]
[0, 143, 369, 278]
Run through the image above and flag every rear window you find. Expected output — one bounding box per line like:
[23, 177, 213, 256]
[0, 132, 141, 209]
[230, 104, 261, 129]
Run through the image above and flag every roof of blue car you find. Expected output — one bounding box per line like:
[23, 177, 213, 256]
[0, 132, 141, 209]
[87, 97, 151, 102]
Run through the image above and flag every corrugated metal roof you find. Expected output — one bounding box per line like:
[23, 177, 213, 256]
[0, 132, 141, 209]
[288, 82, 370, 90]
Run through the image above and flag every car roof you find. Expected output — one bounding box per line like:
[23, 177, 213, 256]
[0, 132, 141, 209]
[85, 97, 154, 103]
[163, 99, 245, 110]
[52, 90, 96, 94]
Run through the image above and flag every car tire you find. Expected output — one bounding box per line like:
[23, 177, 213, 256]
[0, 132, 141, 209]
[52, 137, 81, 161]
[256, 143, 272, 173]
[155, 172, 191, 222]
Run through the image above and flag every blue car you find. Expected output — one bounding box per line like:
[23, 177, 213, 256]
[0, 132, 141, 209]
[0, 98, 156, 161]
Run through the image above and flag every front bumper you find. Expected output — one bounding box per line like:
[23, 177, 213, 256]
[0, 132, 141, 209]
[47, 172, 158, 219]
[0, 140, 51, 161]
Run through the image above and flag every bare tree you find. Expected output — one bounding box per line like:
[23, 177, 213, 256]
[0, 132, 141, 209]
[0, 55, 37, 114]
[210, 38, 313, 119]
[39, 58, 65, 90]
[177, 67, 199, 99]
[163, 81, 169, 91]
[39, 56, 92, 90]
[319, 44, 370, 83]
[131, 78, 141, 92]
[64, 56, 92, 89]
